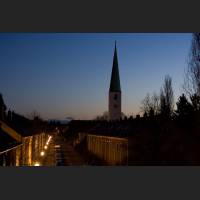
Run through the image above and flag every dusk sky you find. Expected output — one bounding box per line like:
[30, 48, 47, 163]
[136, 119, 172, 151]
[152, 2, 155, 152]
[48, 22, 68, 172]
[0, 33, 192, 120]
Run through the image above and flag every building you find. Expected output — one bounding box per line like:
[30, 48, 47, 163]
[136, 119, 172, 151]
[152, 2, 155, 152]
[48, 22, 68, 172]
[64, 43, 128, 165]
[0, 110, 48, 166]
[109, 42, 121, 121]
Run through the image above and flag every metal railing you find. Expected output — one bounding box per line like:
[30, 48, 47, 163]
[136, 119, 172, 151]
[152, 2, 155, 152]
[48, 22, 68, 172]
[0, 132, 49, 166]
[0, 144, 23, 155]
[0, 144, 23, 166]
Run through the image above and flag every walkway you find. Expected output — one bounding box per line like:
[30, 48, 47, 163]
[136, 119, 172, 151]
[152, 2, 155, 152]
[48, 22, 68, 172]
[42, 134, 86, 166]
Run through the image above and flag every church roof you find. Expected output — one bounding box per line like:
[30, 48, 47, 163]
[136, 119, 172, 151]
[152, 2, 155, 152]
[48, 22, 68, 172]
[109, 42, 121, 92]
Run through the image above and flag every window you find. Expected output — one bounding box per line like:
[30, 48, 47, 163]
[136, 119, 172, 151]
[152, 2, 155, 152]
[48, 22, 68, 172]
[114, 94, 118, 100]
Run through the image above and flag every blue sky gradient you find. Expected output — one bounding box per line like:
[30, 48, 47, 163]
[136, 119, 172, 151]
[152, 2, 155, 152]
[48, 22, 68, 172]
[0, 33, 192, 120]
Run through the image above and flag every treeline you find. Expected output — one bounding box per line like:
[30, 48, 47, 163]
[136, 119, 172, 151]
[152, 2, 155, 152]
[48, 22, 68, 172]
[127, 33, 200, 165]
[140, 33, 200, 122]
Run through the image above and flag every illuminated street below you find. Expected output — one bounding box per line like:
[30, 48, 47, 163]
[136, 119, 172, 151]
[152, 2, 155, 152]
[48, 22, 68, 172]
[42, 134, 86, 166]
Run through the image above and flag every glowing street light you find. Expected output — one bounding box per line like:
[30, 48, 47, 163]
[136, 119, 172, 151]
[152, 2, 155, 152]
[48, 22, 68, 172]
[40, 151, 45, 157]
[45, 136, 52, 148]
[34, 162, 40, 166]
[44, 145, 48, 150]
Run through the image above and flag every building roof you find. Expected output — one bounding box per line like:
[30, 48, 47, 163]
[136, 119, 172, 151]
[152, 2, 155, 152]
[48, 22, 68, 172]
[0, 127, 21, 153]
[7, 113, 33, 137]
[67, 120, 130, 139]
[0, 120, 22, 142]
[109, 42, 121, 92]
[87, 122, 130, 138]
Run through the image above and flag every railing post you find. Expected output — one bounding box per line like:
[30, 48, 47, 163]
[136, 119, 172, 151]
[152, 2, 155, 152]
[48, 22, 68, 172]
[3, 153, 6, 166]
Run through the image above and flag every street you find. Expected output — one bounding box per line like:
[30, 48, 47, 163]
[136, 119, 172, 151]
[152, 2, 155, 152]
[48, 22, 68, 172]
[42, 133, 86, 166]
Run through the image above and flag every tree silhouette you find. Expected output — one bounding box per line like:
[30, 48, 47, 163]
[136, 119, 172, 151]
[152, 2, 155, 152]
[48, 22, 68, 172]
[95, 111, 126, 121]
[190, 93, 200, 111]
[160, 75, 174, 117]
[0, 93, 7, 121]
[176, 94, 193, 117]
[152, 92, 160, 115]
[95, 111, 108, 121]
[184, 33, 200, 96]
[27, 110, 42, 121]
[141, 93, 151, 115]
[143, 111, 148, 118]
[141, 92, 159, 116]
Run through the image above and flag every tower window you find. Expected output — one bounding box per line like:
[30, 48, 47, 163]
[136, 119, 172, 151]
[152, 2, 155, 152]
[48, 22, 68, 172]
[114, 94, 118, 100]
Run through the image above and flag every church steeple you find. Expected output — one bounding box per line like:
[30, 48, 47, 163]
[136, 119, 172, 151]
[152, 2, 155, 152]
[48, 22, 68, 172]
[109, 41, 121, 92]
[108, 42, 122, 121]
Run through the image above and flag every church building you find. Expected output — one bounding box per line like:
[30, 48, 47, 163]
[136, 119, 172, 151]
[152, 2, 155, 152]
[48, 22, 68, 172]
[65, 43, 128, 165]
[109, 42, 122, 121]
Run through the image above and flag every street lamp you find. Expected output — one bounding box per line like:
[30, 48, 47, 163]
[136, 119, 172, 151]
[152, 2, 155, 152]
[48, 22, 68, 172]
[34, 162, 40, 166]
[40, 151, 45, 157]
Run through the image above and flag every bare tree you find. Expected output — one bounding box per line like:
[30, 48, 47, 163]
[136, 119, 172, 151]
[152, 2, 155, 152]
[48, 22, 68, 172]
[160, 75, 174, 116]
[184, 33, 200, 96]
[27, 110, 42, 120]
[95, 111, 127, 121]
[140, 93, 152, 115]
[141, 92, 160, 116]
[0, 93, 7, 121]
[95, 111, 109, 121]
[151, 92, 160, 115]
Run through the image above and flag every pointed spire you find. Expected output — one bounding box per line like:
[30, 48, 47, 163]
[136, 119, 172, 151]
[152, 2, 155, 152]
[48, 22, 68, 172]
[109, 41, 121, 92]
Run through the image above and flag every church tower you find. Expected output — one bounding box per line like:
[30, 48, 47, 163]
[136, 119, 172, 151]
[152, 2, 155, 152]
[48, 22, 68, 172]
[108, 42, 121, 121]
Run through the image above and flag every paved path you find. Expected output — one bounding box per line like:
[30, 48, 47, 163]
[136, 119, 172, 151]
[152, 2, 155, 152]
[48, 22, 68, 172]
[42, 138, 56, 166]
[42, 134, 86, 166]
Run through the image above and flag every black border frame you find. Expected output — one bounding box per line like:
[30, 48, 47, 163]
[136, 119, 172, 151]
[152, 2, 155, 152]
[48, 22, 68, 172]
[1, 0, 200, 32]
[1, 0, 200, 199]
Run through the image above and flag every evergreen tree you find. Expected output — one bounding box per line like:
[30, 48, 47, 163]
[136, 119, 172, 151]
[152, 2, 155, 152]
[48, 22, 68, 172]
[176, 94, 193, 117]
